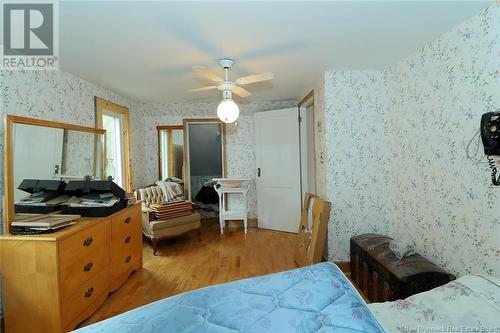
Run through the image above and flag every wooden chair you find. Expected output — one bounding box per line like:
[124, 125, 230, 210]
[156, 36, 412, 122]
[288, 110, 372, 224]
[294, 193, 331, 267]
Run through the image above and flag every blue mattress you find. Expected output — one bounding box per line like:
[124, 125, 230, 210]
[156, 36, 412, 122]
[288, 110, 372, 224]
[75, 263, 385, 332]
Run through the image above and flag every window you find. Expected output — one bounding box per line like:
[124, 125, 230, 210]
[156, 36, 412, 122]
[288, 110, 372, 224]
[95, 97, 132, 191]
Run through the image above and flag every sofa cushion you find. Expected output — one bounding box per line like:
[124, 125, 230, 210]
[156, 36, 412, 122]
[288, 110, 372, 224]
[148, 220, 201, 239]
[148, 213, 201, 232]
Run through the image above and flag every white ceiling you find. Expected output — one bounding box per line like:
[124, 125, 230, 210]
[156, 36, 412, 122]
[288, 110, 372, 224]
[59, 1, 492, 103]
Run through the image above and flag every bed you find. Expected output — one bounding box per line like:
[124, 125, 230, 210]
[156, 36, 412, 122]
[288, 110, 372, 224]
[369, 274, 500, 332]
[75, 264, 500, 333]
[74, 262, 385, 332]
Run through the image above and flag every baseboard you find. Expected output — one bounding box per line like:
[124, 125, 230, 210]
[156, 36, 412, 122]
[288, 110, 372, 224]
[335, 261, 351, 274]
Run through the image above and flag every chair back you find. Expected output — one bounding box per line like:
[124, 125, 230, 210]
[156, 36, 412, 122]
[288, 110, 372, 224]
[294, 193, 331, 267]
[137, 186, 166, 207]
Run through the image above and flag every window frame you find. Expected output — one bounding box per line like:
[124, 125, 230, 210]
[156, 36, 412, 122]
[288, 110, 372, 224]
[95, 97, 132, 191]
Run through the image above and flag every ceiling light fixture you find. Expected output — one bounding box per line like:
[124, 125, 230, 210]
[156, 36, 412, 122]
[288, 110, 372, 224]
[217, 90, 239, 124]
[188, 58, 274, 124]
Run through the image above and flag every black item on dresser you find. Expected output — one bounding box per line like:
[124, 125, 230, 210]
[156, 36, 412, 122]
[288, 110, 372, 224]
[14, 179, 67, 214]
[61, 179, 126, 217]
[350, 233, 455, 302]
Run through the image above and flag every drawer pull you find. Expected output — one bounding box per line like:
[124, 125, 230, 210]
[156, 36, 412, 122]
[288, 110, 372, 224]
[124, 235, 131, 243]
[124, 217, 131, 224]
[84, 287, 94, 298]
[125, 255, 132, 263]
[83, 237, 93, 247]
[83, 262, 93, 272]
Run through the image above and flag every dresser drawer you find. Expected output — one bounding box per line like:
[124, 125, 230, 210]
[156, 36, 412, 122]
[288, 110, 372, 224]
[59, 220, 110, 268]
[61, 267, 110, 329]
[59, 242, 109, 299]
[111, 207, 140, 238]
[111, 233, 142, 279]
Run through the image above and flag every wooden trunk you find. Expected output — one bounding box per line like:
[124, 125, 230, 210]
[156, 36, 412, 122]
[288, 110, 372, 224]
[350, 233, 455, 302]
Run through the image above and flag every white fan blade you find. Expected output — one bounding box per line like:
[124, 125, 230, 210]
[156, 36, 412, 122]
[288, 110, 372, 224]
[192, 66, 223, 83]
[232, 86, 252, 98]
[236, 72, 274, 85]
[188, 86, 217, 92]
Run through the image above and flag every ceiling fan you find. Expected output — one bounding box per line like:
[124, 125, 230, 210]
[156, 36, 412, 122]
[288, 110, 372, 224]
[189, 58, 274, 123]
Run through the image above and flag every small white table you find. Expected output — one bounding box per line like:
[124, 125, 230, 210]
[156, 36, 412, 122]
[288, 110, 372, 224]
[213, 178, 252, 234]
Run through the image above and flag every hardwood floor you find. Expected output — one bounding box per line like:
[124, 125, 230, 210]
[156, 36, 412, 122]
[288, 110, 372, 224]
[80, 221, 298, 328]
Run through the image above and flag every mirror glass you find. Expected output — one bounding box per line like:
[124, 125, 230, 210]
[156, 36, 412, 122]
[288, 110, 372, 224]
[158, 127, 184, 181]
[12, 123, 104, 202]
[187, 123, 223, 203]
[184, 121, 225, 215]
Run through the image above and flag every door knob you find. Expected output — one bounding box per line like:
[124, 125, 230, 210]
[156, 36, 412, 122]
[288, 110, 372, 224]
[257, 168, 261, 177]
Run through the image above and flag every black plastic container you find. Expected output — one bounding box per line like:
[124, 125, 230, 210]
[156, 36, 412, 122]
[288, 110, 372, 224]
[14, 179, 67, 214]
[61, 179, 126, 217]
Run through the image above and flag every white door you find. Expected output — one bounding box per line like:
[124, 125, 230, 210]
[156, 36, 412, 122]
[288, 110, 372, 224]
[255, 108, 302, 233]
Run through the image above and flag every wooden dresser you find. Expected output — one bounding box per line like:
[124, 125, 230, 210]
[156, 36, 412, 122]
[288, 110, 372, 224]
[350, 233, 455, 302]
[0, 203, 142, 333]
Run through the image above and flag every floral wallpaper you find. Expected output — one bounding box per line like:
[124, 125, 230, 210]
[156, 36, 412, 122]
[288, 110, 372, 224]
[323, 71, 391, 262]
[323, 4, 500, 277]
[135, 100, 297, 218]
[385, 4, 500, 277]
[313, 74, 327, 200]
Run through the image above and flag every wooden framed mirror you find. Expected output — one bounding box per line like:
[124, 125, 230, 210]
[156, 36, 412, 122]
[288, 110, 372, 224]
[183, 119, 227, 205]
[157, 125, 184, 181]
[3, 115, 106, 233]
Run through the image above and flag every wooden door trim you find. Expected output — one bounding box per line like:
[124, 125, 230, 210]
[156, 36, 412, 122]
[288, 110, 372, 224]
[298, 89, 314, 108]
[156, 125, 183, 131]
[95, 97, 132, 192]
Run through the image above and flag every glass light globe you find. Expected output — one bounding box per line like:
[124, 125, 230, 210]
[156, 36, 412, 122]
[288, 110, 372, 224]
[217, 99, 239, 123]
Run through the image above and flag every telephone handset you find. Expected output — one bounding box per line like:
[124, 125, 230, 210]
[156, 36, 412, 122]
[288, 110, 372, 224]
[481, 111, 500, 185]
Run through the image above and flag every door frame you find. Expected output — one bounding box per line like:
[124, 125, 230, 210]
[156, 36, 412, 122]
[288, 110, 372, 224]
[182, 118, 227, 201]
[298, 90, 315, 201]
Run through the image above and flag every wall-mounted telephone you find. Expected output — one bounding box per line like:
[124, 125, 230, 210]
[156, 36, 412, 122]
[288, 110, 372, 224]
[481, 111, 500, 185]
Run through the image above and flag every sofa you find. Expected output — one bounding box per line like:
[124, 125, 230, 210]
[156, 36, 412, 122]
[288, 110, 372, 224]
[137, 185, 201, 255]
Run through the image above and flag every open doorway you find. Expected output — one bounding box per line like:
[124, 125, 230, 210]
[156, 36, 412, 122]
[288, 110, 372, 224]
[183, 119, 226, 217]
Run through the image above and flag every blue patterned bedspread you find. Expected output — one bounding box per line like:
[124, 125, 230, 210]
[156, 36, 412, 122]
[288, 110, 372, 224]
[75, 262, 385, 333]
